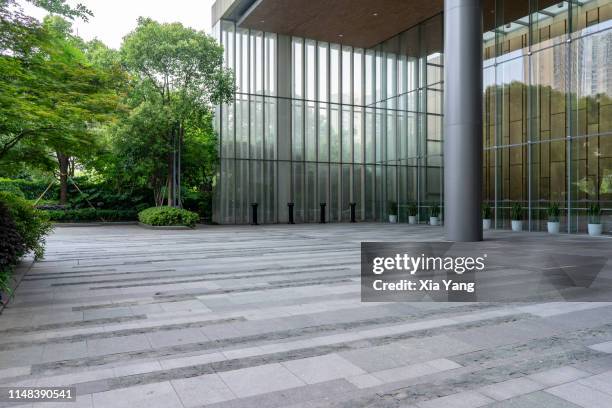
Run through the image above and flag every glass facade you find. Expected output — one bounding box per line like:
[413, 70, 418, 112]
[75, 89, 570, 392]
[213, 0, 611, 232]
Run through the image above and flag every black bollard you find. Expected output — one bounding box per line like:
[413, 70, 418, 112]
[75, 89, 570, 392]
[319, 203, 326, 224]
[250, 203, 258, 225]
[287, 202, 295, 224]
[350, 202, 356, 223]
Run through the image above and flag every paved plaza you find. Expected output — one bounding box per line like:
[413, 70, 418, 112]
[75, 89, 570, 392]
[1, 223, 612, 408]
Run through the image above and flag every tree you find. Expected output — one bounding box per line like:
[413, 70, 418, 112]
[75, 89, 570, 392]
[120, 18, 234, 206]
[0, 10, 125, 204]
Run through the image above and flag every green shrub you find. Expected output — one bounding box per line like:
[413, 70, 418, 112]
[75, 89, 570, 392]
[588, 203, 601, 224]
[407, 203, 418, 217]
[0, 178, 53, 200]
[44, 209, 138, 222]
[387, 201, 398, 215]
[0, 201, 26, 293]
[138, 206, 199, 227]
[0, 179, 25, 198]
[511, 202, 523, 221]
[547, 202, 561, 222]
[482, 203, 492, 219]
[0, 192, 53, 260]
[429, 204, 441, 218]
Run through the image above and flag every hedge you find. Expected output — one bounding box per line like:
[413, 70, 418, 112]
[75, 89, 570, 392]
[138, 206, 199, 228]
[45, 208, 138, 222]
[0, 201, 26, 293]
[0, 192, 53, 261]
[0, 178, 51, 200]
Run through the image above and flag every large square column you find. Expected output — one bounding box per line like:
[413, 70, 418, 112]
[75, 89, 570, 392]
[443, 0, 483, 242]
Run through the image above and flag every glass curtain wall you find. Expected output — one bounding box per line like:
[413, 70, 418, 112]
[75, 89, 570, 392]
[213, 15, 443, 224]
[213, 0, 611, 231]
[483, 0, 612, 232]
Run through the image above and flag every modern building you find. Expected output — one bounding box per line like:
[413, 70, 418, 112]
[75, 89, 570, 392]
[211, 0, 611, 240]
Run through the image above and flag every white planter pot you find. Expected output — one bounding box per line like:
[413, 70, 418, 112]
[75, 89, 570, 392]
[511, 220, 523, 232]
[430, 216, 439, 226]
[482, 219, 491, 230]
[547, 221, 560, 234]
[389, 215, 397, 224]
[588, 223, 603, 236]
[408, 215, 417, 225]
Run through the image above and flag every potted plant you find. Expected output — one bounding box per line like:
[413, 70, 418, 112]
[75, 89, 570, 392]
[407, 202, 418, 225]
[588, 203, 602, 236]
[482, 203, 492, 230]
[547, 202, 560, 234]
[429, 204, 440, 226]
[388, 201, 398, 224]
[511, 202, 523, 232]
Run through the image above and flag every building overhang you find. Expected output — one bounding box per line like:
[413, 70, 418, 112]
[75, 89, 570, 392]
[213, 0, 564, 49]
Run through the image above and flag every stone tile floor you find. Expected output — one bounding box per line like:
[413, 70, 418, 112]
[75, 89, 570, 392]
[0, 223, 611, 407]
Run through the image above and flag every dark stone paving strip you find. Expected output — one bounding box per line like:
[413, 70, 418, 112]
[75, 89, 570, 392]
[26, 263, 349, 282]
[31, 308, 521, 376]
[73, 276, 355, 311]
[153, 275, 354, 299]
[23, 269, 119, 279]
[2, 315, 147, 336]
[0, 317, 246, 351]
[88, 268, 350, 290]
[41, 244, 355, 264]
[51, 248, 351, 269]
[68, 314, 538, 394]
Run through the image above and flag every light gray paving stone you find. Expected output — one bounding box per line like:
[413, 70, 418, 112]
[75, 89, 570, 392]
[416, 390, 494, 408]
[282, 354, 366, 384]
[145, 327, 207, 349]
[546, 381, 612, 408]
[527, 366, 590, 387]
[588, 341, 612, 354]
[480, 378, 544, 401]
[86, 334, 151, 356]
[345, 373, 384, 389]
[483, 391, 582, 408]
[218, 363, 306, 398]
[92, 381, 182, 408]
[577, 370, 612, 396]
[171, 373, 236, 407]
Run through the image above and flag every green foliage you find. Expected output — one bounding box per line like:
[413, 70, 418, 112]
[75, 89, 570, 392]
[407, 202, 418, 217]
[0, 192, 52, 260]
[511, 202, 523, 221]
[0, 178, 52, 200]
[429, 204, 440, 218]
[482, 203, 492, 219]
[387, 201, 398, 215]
[182, 190, 213, 220]
[0, 201, 26, 293]
[547, 202, 561, 222]
[0, 14, 126, 198]
[45, 208, 137, 222]
[108, 18, 233, 206]
[588, 203, 601, 224]
[0, 178, 25, 198]
[138, 206, 199, 227]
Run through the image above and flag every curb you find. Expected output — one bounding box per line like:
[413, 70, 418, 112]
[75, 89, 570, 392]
[137, 222, 194, 230]
[53, 221, 138, 227]
[0, 257, 35, 314]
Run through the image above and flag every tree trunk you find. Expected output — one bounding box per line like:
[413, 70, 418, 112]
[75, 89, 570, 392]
[167, 152, 174, 207]
[57, 152, 70, 205]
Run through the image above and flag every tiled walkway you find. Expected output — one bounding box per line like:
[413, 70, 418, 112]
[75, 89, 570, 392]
[1, 224, 612, 407]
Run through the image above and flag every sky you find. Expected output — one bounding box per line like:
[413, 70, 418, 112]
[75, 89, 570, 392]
[19, 0, 215, 49]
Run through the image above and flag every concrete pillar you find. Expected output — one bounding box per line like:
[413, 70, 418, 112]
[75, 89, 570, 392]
[277, 34, 292, 223]
[443, 0, 483, 242]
